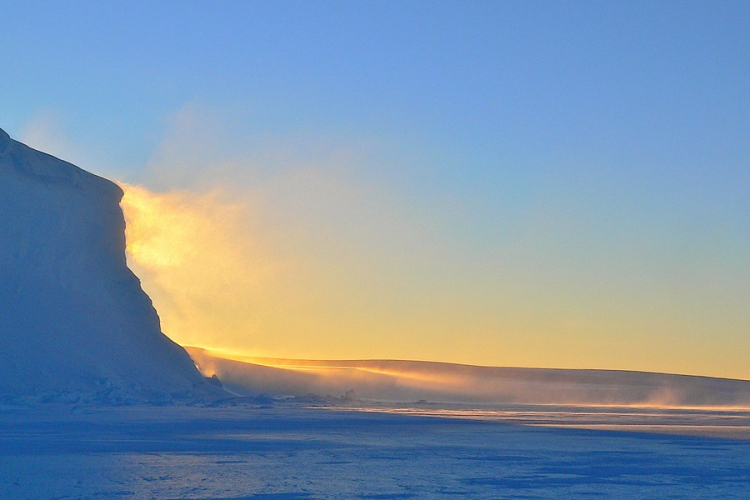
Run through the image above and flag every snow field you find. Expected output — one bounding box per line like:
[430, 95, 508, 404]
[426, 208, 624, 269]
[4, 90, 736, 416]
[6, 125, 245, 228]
[1, 403, 748, 499]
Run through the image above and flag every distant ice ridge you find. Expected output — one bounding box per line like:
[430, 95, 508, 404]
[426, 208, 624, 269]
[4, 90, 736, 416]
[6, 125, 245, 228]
[0, 128, 221, 404]
[188, 348, 750, 408]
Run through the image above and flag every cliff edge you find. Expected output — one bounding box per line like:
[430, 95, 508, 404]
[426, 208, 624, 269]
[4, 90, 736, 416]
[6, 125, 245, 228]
[0, 128, 219, 403]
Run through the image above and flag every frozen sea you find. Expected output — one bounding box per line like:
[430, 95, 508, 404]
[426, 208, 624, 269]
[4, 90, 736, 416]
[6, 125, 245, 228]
[1, 401, 749, 499]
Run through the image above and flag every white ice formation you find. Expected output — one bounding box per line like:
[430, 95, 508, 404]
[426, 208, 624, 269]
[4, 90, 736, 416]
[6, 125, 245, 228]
[0, 128, 218, 403]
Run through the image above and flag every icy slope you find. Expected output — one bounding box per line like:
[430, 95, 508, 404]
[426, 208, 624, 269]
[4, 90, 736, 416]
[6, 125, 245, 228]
[188, 347, 750, 407]
[0, 128, 216, 402]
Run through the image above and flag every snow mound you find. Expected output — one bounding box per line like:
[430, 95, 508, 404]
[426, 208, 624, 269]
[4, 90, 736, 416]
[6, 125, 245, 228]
[0, 128, 220, 403]
[188, 348, 750, 407]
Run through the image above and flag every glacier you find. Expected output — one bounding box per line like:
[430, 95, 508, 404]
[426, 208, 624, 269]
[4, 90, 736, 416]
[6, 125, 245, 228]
[0, 127, 216, 403]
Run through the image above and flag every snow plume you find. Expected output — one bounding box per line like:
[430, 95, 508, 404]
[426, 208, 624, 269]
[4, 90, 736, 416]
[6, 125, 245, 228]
[120, 183, 276, 350]
[115, 104, 435, 361]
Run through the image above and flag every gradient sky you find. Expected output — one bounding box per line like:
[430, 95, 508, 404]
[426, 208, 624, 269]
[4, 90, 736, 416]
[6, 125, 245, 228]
[1, 1, 749, 379]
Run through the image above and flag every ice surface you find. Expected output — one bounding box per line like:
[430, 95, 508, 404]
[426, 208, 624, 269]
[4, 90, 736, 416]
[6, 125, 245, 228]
[0, 128, 218, 403]
[188, 348, 750, 407]
[0, 402, 748, 499]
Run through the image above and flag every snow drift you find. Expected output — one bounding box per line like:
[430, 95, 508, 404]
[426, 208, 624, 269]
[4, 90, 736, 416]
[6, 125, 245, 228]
[0, 128, 218, 403]
[188, 348, 750, 407]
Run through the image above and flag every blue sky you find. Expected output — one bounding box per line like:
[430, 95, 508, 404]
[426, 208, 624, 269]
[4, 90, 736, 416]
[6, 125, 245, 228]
[1, 1, 749, 377]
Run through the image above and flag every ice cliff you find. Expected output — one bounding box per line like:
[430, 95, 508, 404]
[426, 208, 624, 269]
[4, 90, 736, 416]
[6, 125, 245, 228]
[0, 128, 217, 403]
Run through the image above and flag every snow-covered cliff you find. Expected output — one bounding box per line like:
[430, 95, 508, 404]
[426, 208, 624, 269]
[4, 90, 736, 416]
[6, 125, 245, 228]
[0, 128, 217, 403]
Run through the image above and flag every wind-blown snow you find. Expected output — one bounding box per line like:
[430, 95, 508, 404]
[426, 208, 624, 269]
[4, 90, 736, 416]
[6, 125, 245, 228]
[188, 347, 750, 407]
[0, 128, 217, 403]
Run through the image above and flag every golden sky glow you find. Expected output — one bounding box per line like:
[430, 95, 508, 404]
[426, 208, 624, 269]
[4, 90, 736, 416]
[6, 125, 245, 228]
[6, 1, 750, 386]
[113, 106, 750, 382]
[118, 177, 750, 382]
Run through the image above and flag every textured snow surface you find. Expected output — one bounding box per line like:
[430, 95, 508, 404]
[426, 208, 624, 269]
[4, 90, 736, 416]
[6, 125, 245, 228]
[0, 128, 215, 402]
[188, 348, 750, 407]
[0, 403, 748, 499]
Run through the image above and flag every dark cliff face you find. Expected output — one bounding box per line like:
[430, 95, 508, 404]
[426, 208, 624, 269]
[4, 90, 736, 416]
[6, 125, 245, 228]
[0, 128, 219, 402]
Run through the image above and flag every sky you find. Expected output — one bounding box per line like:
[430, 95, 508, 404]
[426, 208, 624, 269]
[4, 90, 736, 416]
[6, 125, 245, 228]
[1, 1, 749, 379]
